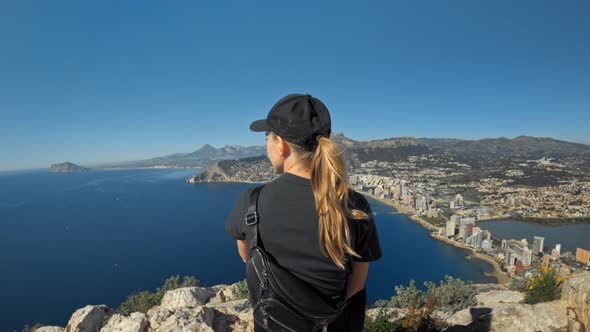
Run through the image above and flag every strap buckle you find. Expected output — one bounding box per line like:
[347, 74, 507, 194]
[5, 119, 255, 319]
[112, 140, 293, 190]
[245, 211, 259, 225]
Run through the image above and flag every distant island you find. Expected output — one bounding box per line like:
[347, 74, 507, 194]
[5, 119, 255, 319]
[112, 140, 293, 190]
[50, 162, 90, 173]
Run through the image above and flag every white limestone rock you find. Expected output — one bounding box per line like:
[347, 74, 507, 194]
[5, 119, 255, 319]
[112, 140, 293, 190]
[211, 299, 254, 332]
[155, 306, 216, 332]
[561, 271, 590, 330]
[65, 305, 113, 332]
[206, 284, 237, 305]
[146, 306, 173, 331]
[475, 290, 525, 307]
[446, 307, 478, 326]
[465, 300, 569, 332]
[100, 312, 148, 332]
[160, 287, 215, 309]
[35, 327, 65, 332]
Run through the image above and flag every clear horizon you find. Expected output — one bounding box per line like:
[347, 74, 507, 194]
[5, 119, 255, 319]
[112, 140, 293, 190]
[2, 133, 588, 172]
[1, 1, 589, 171]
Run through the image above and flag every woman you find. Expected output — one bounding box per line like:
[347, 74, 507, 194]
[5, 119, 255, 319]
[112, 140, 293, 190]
[225, 94, 382, 331]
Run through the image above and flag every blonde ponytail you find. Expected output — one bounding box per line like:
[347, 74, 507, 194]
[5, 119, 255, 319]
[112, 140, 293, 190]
[311, 136, 369, 269]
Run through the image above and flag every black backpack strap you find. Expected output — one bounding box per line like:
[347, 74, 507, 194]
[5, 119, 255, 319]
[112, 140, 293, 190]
[245, 185, 264, 250]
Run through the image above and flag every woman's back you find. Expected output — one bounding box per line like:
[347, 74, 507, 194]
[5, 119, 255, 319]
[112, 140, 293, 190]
[225, 172, 381, 298]
[225, 93, 382, 331]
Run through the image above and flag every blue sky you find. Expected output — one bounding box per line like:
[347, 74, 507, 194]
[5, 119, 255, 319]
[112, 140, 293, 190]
[1, 1, 589, 171]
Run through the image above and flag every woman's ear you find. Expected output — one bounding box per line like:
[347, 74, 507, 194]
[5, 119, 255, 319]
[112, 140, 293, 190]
[277, 136, 289, 157]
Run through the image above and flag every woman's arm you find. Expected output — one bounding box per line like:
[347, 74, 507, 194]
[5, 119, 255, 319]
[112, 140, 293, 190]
[237, 239, 248, 263]
[346, 261, 369, 299]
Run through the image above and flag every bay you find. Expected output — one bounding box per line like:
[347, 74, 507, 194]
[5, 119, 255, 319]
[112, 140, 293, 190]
[477, 220, 590, 253]
[0, 169, 495, 331]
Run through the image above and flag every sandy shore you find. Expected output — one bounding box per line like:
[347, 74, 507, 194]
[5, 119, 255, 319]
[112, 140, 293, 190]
[360, 190, 512, 286]
[431, 234, 511, 286]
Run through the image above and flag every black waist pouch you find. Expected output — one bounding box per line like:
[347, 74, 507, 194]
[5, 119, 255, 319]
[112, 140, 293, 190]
[244, 186, 346, 332]
[247, 247, 346, 332]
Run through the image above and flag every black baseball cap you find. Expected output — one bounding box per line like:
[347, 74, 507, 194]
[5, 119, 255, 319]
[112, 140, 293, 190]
[249, 94, 332, 150]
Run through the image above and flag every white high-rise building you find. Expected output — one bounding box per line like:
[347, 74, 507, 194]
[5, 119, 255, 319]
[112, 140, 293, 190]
[533, 236, 545, 253]
[400, 181, 406, 200]
[522, 247, 532, 266]
[555, 244, 561, 256]
[474, 230, 484, 248]
[445, 220, 456, 237]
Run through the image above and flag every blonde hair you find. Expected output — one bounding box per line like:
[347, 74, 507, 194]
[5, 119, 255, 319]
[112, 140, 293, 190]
[281, 134, 370, 270]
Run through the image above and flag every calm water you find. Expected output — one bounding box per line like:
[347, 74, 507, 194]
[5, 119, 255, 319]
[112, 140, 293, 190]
[0, 169, 496, 331]
[477, 220, 590, 253]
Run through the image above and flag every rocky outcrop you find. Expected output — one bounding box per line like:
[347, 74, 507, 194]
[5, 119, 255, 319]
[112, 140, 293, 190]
[444, 290, 526, 327]
[211, 299, 254, 331]
[46, 284, 251, 332]
[100, 313, 148, 332]
[461, 300, 570, 332]
[65, 305, 114, 332]
[153, 306, 216, 332]
[561, 271, 590, 330]
[474, 290, 525, 307]
[160, 287, 215, 309]
[37, 274, 590, 332]
[36, 327, 65, 332]
[444, 272, 590, 331]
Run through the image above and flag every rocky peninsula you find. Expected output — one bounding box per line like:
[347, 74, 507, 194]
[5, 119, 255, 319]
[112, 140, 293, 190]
[186, 156, 277, 184]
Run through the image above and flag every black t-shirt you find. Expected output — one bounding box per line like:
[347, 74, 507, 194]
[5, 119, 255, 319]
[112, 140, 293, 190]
[225, 172, 382, 297]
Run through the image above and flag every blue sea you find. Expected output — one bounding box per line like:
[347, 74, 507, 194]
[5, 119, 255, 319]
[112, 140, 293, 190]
[0, 168, 500, 331]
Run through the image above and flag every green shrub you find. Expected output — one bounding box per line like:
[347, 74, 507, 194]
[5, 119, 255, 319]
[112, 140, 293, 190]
[389, 276, 476, 314]
[390, 279, 425, 309]
[524, 266, 563, 304]
[385, 276, 475, 331]
[400, 296, 443, 331]
[119, 275, 200, 315]
[371, 299, 391, 308]
[424, 276, 477, 313]
[509, 277, 528, 292]
[232, 279, 250, 300]
[364, 307, 403, 332]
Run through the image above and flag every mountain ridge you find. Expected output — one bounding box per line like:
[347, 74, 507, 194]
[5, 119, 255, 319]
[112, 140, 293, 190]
[68, 134, 590, 170]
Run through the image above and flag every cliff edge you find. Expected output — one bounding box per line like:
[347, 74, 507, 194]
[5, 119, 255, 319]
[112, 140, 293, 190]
[32, 272, 590, 332]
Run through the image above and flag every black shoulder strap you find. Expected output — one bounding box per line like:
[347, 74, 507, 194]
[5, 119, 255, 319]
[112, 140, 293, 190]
[245, 185, 264, 250]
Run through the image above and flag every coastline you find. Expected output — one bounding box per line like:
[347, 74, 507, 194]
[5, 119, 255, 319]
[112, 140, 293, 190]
[360, 190, 512, 286]
[431, 234, 511, 285]
[361, 191, 439, 231]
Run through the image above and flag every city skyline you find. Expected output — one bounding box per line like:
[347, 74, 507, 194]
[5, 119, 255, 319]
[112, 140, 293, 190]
[1, 1, 589, 171]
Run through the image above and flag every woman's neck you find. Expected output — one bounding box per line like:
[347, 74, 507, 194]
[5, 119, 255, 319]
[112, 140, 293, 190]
[283, 158, 312, 180]
[285, 168, 312, 180]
